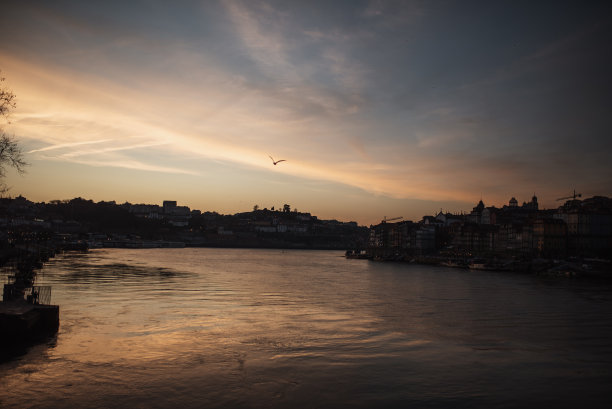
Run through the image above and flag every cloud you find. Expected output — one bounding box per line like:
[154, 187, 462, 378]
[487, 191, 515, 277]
[61, 141, 169, 159]
[1, 1, 610, 219]
[45, 156, 200, 176]
[27, 139, 112, 154]
[223, 1, 294, 79]
[222, 1, 368, 119]
[362, 0, 425, 23]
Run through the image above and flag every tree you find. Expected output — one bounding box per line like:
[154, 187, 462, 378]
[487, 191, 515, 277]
[0, 74, 16, 117]
[0, 71, 27, 194]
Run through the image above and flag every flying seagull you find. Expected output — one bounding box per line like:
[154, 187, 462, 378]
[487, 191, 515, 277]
[269, 155, 286, 165]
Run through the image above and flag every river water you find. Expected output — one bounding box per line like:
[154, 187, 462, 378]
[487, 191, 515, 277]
[1, 248, 612, 408]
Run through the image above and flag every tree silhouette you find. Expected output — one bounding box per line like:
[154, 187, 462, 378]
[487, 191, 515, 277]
[0, 71, 27, 194]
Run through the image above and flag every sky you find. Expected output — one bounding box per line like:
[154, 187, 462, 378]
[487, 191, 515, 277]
[1, 0, 611, 225]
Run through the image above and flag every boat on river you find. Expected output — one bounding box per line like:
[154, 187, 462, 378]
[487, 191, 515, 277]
[345, 250, 371, 259]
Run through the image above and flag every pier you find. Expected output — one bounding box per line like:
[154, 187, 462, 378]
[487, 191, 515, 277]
[0, 299, 59, 348]
[1, 246, 61, 357]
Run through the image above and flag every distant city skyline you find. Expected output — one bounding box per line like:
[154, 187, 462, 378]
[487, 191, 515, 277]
[1, 1, 611, 225]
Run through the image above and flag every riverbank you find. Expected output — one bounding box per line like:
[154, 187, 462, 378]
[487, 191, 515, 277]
[1, 243, 62, 360]
[346, 250, 612, 278]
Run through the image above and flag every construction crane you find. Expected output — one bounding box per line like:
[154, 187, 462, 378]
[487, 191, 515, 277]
[381, 216, 403, 223]
[556, 190, 582, 201]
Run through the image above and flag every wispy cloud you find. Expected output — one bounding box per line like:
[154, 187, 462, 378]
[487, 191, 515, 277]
[27, 139, 112, 154]
[222, 1, 367, 119]
[1, 49, 597, 208]
[224, 1, 294, 79]
[61, 141, 169, 158]
[50, 156, 200, 176]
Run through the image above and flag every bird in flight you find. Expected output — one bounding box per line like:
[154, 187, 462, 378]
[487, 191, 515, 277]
[269, 155, 286, 165]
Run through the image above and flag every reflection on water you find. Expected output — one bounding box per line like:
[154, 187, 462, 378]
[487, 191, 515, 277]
[1, 248, 612, 408]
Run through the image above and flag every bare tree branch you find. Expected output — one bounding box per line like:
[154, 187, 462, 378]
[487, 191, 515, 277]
[0, 133, 27, 177]
[0, 70, 28, 195]
[0, 72, 17, 118]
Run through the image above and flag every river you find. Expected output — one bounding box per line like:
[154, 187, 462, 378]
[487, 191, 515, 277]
[1, 248, 612, 408]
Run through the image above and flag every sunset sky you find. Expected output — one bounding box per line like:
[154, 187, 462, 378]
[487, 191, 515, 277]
[1, 1, 611, 225]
